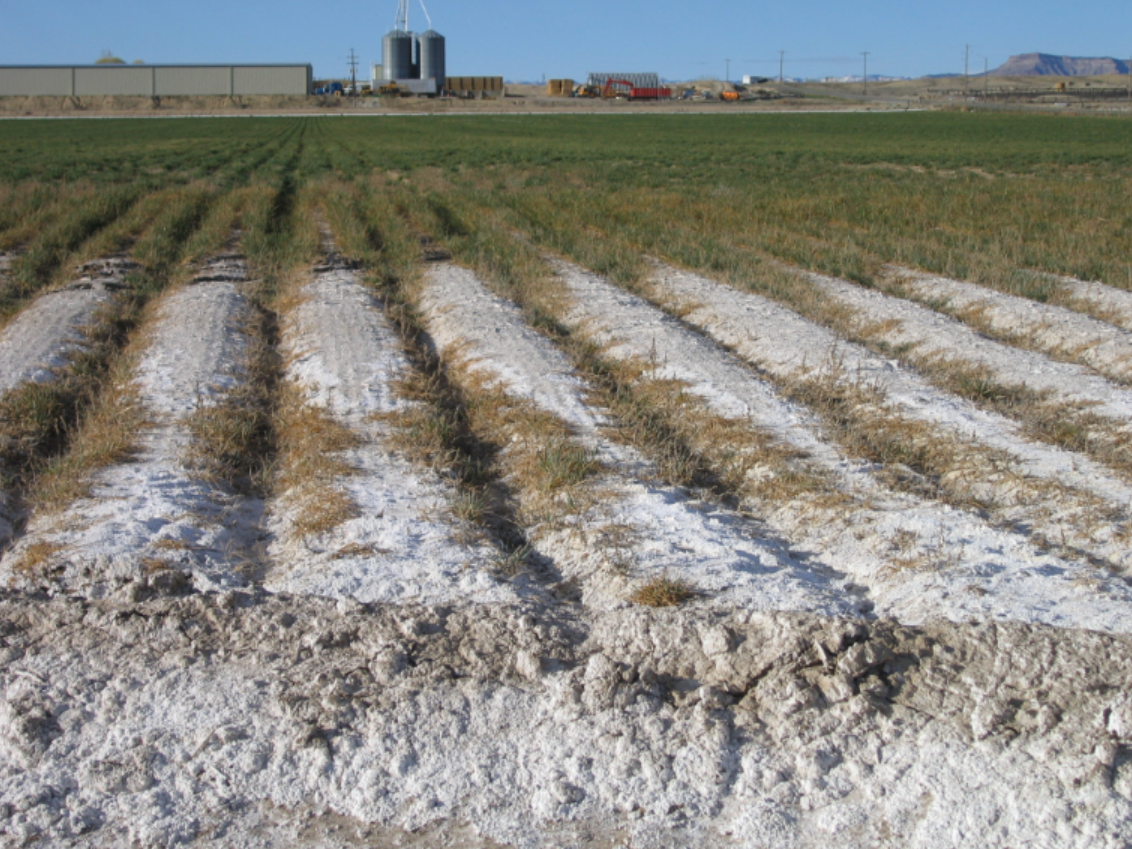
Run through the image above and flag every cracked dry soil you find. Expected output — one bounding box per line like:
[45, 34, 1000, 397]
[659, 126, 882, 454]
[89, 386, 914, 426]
[1, 583, 1131, 847]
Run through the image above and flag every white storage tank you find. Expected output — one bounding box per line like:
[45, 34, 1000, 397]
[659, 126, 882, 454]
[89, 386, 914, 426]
[417, 30, 445, 85]
[381, 30, 414, 80]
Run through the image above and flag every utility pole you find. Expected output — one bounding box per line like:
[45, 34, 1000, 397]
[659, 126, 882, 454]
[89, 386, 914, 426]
[964, 44, 969, 97]
[725, 58, 731, 83]
[779, 50, 785, 83]
[862, 52, 869, 95]
[1128, 56, 1131, 102]
[984, 57, 989, 100]
[347, 48, 358, 97]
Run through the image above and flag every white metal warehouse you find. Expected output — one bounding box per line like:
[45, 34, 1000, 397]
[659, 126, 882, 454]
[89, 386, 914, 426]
[0, 65, 312, 97]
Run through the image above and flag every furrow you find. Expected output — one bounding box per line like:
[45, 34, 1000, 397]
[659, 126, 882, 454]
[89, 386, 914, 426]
[0, 253, 263, 597]
[0, 257, 135, 395]
[546, 257, 1132, 633]
[418, 262, 644, 474]
[885, 265, 1132, 383]
[1051, 273, 1132, 332]
[420, 263, 861, 616]
[266, 258, 523, 605]
[802, 267, 1132, 423]
[646, 262, 1132, 511]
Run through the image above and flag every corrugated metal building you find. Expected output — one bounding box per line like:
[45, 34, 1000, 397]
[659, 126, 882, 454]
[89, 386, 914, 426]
[0, 65, 313, 97]
[587, 73, 661, 90]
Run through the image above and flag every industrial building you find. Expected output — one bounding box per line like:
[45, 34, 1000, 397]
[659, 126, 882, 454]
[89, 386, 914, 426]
[0, 65, 312, 97]
[375, 0, 447, 94]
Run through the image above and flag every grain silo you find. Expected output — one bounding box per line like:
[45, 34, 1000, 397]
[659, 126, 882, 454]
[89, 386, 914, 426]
[417, 30, 445, 85]
[381, 30, 414, 81]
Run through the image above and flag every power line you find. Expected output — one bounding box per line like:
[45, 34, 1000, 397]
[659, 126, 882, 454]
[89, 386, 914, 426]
[964, 44, 969, 97]
[347, 48, 358, 96]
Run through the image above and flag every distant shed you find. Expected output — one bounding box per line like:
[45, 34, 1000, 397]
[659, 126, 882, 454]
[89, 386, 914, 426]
[0, 65, 313, 97]
[587, 72, 661, 90]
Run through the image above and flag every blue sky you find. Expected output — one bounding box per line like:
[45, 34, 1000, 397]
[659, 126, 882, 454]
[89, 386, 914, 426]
[3, 1, 1130, 82]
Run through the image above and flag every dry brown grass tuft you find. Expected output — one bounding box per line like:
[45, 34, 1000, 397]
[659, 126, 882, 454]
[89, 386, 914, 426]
[9, 540, 65, 574]
[275, 385, 359, 485]
[186, 386, 273, 492]
[287, 486, 358, 538]
[185, 306, 277, 493]
[383, 370, 470, 471]
[916, 354, 1132, 478]
[29, 362, 143, 512]
[273, 382, 361, 538]
[780, 365, 983, 504]
[334, 542, 382, 559]
[140, 556, 176, 574]
[152, 538, 191, 552]
[604, 360, 828, 503]
[452, 363, 605, 525]
[629, 573, 699, 607]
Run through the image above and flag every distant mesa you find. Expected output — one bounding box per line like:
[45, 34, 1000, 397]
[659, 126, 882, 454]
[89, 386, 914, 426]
[990, 53, 1130, 76]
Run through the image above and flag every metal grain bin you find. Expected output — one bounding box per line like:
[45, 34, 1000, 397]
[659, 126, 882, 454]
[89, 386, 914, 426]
[417, 30, 445, 85]
[382, 30, 414, 80]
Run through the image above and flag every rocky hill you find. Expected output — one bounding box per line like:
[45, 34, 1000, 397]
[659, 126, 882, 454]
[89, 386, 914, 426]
[991, 52, 1129, 76]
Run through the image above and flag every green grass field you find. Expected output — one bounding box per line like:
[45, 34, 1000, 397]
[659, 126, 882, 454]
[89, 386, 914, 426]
[2, 112, 1130, 294]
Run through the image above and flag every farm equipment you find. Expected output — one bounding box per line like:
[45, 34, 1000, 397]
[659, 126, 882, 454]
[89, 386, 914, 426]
[599, 78, 673, 100]
[377, 81, 403, 95]
[602, 78, 634, 98]
[720, 91, 741, 102]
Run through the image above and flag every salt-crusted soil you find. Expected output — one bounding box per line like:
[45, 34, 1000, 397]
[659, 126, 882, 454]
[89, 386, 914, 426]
[1051, 273, 1132, 332]
[0, 254, 260, 597]
[802, 267, 1132, 425]
[265, 258, 526, 605]
[884, 265, 1132, 383]
[3, 242, 1132, 847]
[643, 261, 1132, 507]
[0, 257, 136, 394]
[546, 258, 1132, 631]
[1, 590, 1131, 848]
[641, 262, 1132, 568]
[419, 263, 859, 616]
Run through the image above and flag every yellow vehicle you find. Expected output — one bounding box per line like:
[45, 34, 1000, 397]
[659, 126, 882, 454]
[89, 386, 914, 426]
[377, 82, 402, 96]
